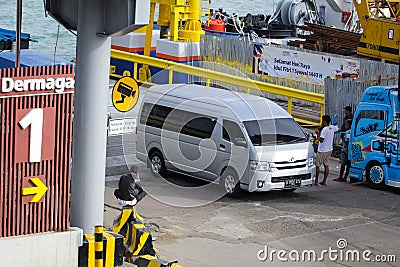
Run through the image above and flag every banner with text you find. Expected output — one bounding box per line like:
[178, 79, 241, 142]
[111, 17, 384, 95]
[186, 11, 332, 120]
[253, 44, 360, 85]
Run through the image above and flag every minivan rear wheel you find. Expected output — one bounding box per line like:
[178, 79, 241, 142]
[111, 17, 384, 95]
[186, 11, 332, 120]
[221, 169, 241, 198]
[149, 151, 167, 176]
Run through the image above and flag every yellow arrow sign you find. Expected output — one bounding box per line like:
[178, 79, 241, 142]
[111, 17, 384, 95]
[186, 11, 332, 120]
[21, 178, 48, 203]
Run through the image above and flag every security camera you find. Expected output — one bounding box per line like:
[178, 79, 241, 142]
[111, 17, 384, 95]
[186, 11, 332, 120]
[116, 82, 136, 104]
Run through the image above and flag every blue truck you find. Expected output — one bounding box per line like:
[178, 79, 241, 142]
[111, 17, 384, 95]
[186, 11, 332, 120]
[348, 85, 400, 189]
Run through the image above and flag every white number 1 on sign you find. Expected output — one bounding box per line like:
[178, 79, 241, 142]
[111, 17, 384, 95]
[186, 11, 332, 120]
[19, 108, 44, 162]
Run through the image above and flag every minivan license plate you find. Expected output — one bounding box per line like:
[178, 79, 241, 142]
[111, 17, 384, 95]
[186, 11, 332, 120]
[284, 179, 301, 187]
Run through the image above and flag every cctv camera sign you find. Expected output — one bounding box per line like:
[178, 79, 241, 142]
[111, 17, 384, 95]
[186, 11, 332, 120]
[112, 76, 139, 112]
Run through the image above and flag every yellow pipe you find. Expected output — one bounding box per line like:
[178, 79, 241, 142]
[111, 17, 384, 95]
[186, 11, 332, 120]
[111, 49, 324, 125]
[144, 2, 156, 58]
[187, 0, 200, 20]
[320, 104, 325, 124]
[179, 0, 204, 42]
[133, 63, 138, 80]
[139, 1, 156, 81]
[111, 50, 324, 104]
[288, 96, 293, 114]
[170, 9, 179, 41]
[169, 70, 174, 84]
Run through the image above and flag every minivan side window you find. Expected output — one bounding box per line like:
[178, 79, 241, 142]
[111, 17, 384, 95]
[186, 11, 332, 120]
[181, 117, 216, 139]
[140, 103, 172, 128]
[354, 109, 386, 137]
[222, 120, 245, 142]
[141, 103, 216, 138]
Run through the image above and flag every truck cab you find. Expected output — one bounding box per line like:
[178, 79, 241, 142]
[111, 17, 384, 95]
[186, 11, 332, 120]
[349, 86, 400, 189]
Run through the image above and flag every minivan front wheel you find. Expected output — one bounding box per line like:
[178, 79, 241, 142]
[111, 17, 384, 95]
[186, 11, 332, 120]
[149, 151, 166, 176]
[366, 163, 385, 190]
[221, 169, 241, 198]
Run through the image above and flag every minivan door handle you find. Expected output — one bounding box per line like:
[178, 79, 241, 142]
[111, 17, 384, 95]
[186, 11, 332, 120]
[220, 144, 226, 151]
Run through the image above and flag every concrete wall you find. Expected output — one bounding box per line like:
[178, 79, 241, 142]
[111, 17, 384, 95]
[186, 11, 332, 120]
[0, 228, 82, 267]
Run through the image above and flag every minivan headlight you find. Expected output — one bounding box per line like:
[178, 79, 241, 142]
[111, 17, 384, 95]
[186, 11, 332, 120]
[308, 157, 314, 166]
[250, 160, 270, 171]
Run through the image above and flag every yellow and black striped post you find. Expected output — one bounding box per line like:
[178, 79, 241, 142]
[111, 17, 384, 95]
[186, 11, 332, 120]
[94, 225, 103, 267]
[78, 230, 124, 267]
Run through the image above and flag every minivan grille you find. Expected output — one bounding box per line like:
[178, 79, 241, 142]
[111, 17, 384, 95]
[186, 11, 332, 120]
[274, 159, 307, 170]
[274, 159, 306, 164]
[275, 164, 307, 170]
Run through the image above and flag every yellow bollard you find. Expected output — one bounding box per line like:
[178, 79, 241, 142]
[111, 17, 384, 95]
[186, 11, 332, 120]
[94, 225, 103, 267]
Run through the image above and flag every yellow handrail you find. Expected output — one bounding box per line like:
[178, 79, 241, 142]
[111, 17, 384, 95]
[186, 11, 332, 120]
[110, 49, 324, 126]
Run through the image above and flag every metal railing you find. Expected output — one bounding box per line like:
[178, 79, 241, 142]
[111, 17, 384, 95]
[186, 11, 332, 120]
[110, 49, 324, 127]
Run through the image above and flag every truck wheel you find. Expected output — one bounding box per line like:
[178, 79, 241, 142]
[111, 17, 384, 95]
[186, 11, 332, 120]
[366, 163, 386, 190]
[149, 151, 166, 176]
[221, 169, 241, 198]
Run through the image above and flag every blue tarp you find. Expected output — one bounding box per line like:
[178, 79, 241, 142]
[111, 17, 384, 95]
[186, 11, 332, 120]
[0, 28, 36, 42]
[0, 50, 74, 68]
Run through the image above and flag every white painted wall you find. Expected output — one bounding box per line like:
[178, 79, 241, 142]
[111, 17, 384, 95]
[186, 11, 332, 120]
[0, 228, 82, 267]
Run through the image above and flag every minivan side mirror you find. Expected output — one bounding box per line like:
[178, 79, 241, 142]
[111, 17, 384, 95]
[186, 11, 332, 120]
[233, 138, 247, 148]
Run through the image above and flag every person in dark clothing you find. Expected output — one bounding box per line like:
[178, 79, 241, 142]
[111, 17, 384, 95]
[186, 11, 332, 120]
[114, 165, 146, 206]
[341, 106, 353, 132]
[333, 119, 352, 182]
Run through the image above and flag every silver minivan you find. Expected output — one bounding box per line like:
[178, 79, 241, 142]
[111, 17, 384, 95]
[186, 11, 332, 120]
[136, 84, 316, 196]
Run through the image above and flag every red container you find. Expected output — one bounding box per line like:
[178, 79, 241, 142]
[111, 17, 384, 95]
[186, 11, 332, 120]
[205, 19, 225, 33]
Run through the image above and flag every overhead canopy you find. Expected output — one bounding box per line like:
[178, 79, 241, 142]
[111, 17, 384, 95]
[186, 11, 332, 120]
[45, 0, 150, 36]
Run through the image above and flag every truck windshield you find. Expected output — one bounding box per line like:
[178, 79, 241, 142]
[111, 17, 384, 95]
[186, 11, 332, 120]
[243, 118, 307, 146]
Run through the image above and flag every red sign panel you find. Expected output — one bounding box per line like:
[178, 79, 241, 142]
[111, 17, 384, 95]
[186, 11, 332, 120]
[0, 65, 74, 237]
[15, 108, 56, 163]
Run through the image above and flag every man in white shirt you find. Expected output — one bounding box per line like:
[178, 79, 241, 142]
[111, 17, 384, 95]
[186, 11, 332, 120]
[315, 115, 339, 186]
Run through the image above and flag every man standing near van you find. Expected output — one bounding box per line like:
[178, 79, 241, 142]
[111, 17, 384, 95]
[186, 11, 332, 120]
[315, 115, 339, 186]
[341, 106, 353, 133]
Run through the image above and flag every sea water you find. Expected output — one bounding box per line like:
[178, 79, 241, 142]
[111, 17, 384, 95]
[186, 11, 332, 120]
[0, 0, 77, 61]
[0, 0, 277, 61]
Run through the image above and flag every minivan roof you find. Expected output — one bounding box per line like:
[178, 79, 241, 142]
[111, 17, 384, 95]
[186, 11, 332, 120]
[146, 84, 291, 121]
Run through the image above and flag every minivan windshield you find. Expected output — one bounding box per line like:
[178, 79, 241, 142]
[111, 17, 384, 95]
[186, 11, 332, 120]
[243, 118, 307, 146]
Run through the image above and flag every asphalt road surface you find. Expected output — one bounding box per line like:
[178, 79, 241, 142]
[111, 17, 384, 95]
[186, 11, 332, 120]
[104, 135, 400, 267]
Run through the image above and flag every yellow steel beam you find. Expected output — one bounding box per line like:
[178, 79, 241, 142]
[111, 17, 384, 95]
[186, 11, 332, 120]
[294, 118, 321, 128]
[151, 0, 184, 4]
[110, 49, 325, 105]
[144, 2, 156, 58]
